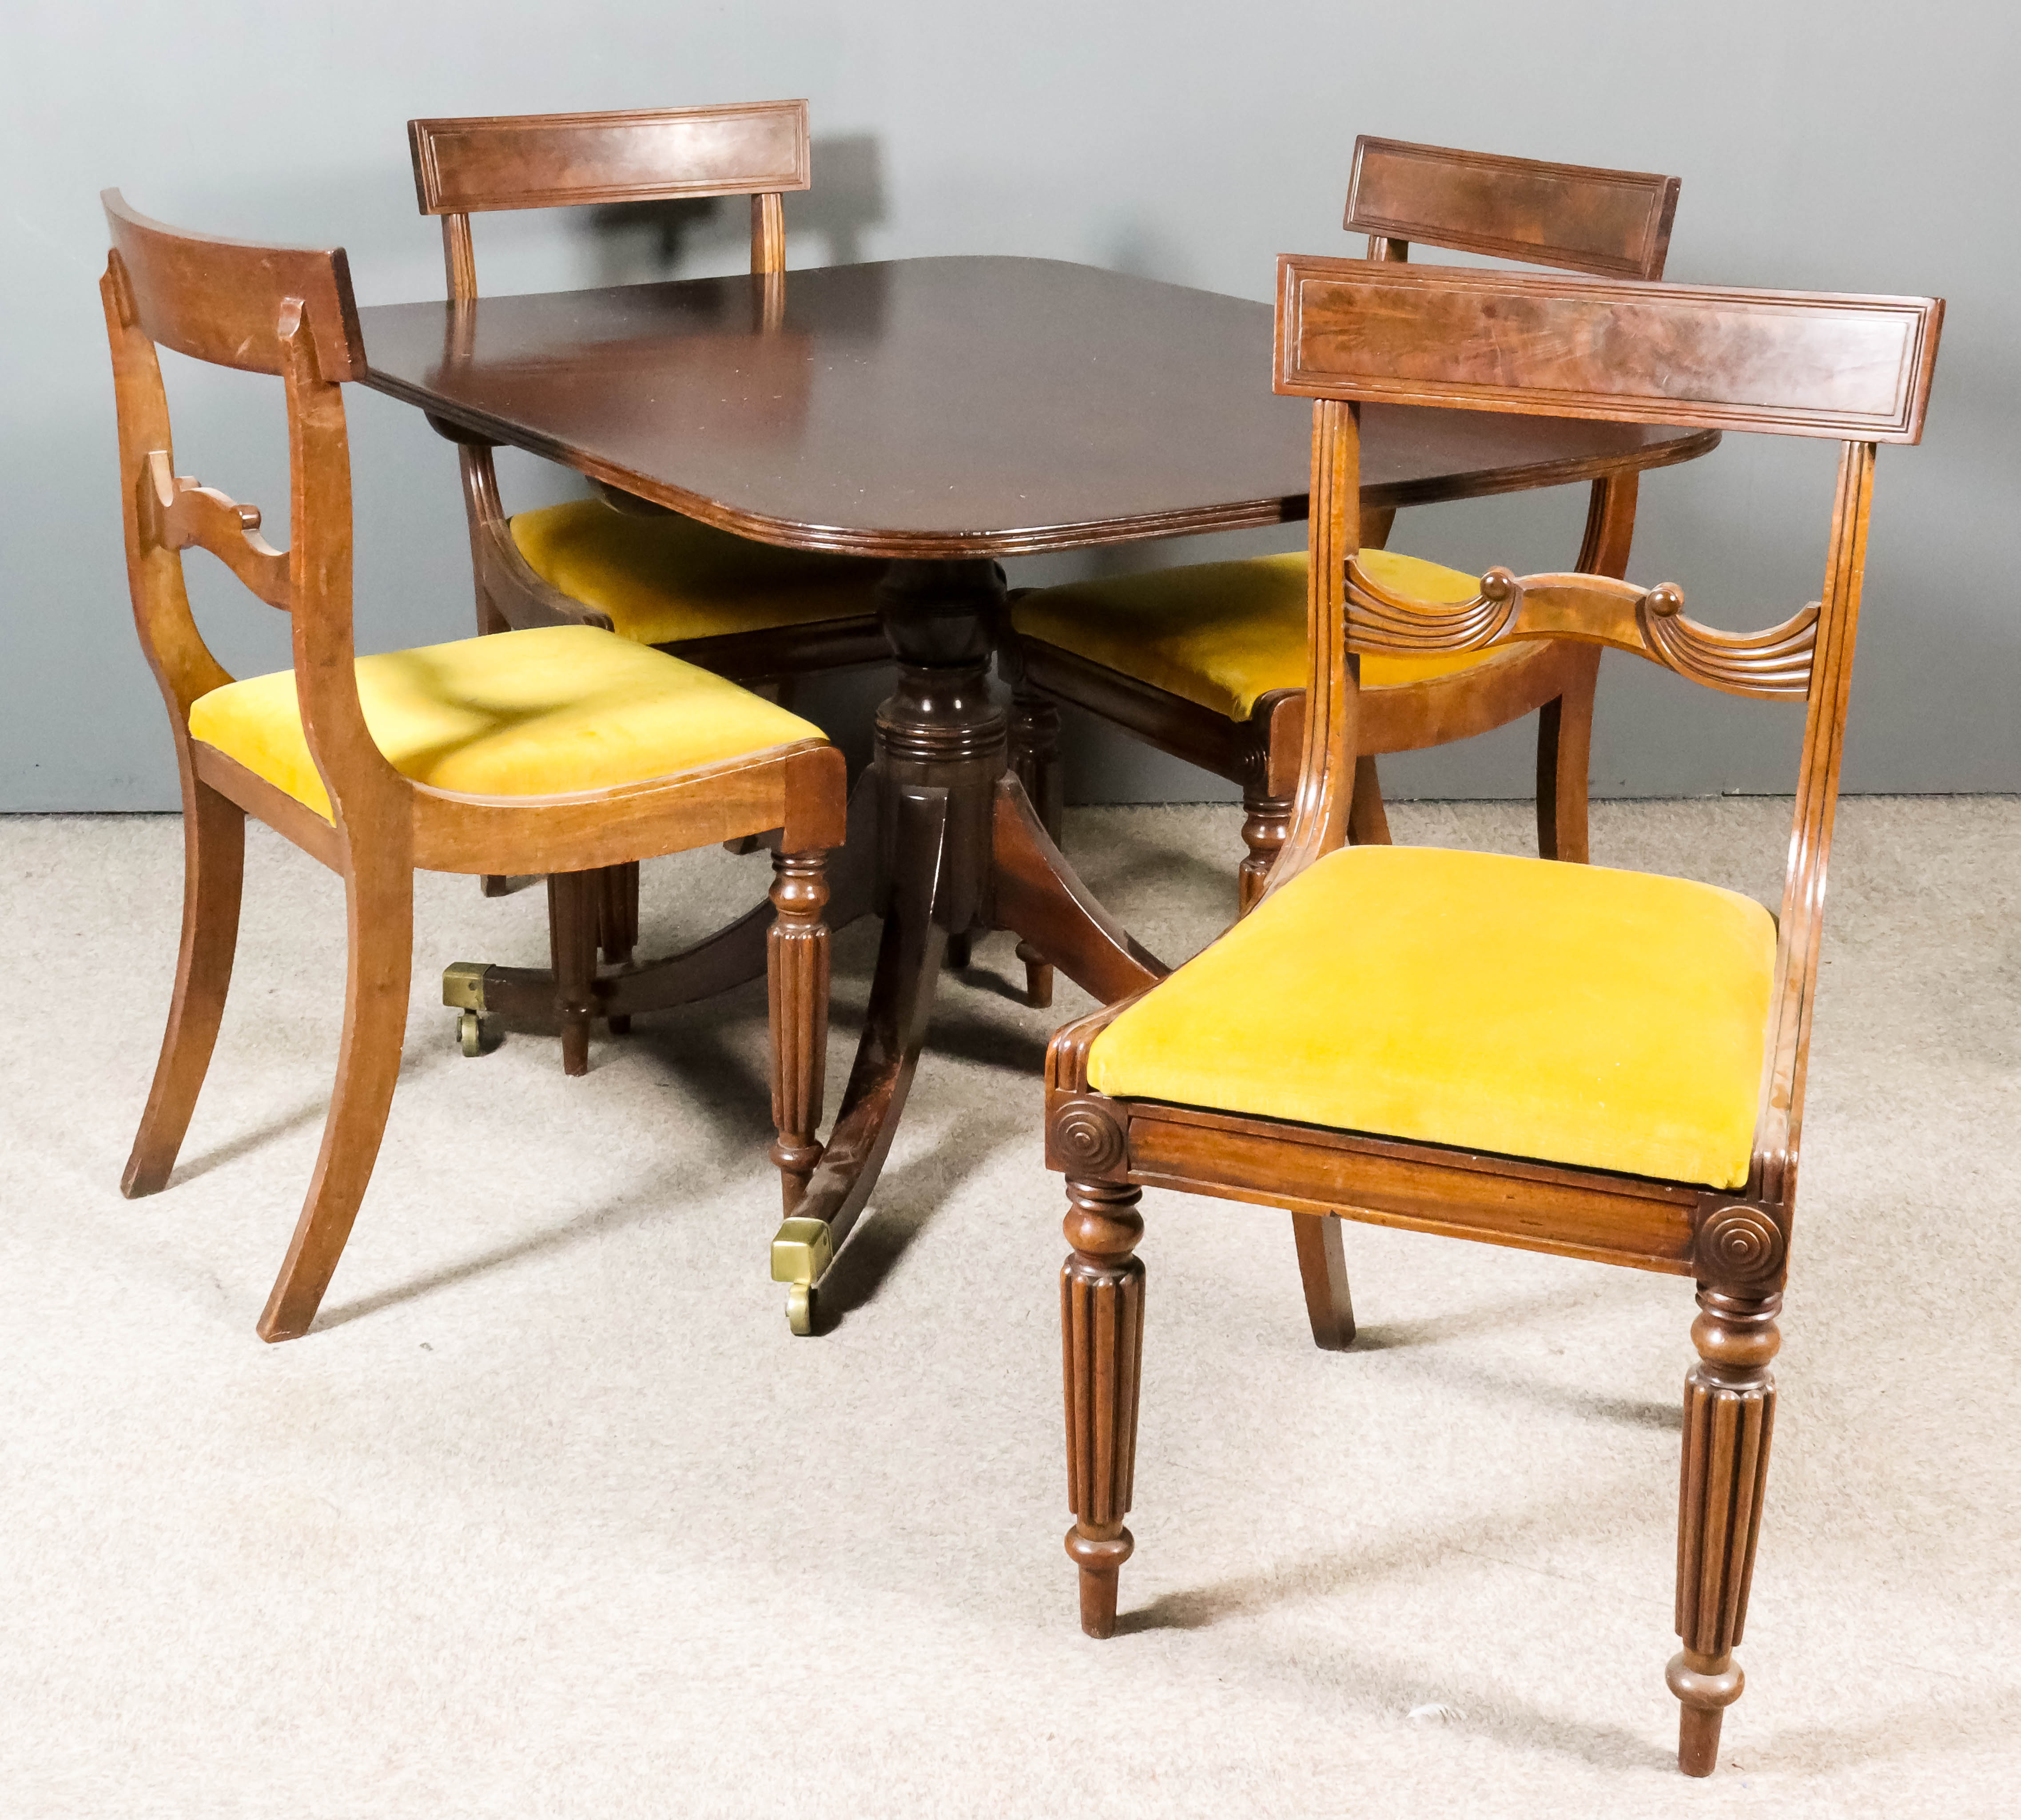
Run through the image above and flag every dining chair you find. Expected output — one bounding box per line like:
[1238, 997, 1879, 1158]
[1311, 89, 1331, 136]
[406, 99, 884, 1061]
[103, 191, 844, 1340]
[1042, 253, 1941, 1773]
[1005, 138, 1682, 1005]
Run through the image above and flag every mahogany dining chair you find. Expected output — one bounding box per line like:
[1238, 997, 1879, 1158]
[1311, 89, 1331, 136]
[406, 100, 884, 1065]
[1042, 253, 1941, 1772]
[104, 192, 844, 1339]
[1006, 138, 1682, 1004]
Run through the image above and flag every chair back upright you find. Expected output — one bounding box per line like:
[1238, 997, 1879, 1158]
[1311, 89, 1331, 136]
[1270, 254, 1942, 1208]
[1345, 136, 1679, 278]
[100, 190, 402, 838]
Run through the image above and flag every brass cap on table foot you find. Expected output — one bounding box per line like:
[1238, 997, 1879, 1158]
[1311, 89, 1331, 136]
[441, 960, 492, 1013]
[771, 1216, 836, 1337]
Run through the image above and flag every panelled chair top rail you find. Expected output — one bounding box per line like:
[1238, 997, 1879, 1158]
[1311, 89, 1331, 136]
[406, 98, 886, 1074]
[1045, 254, 1940, 1776]
[1005, 135, 1686, 1007]
[409, 100, 812, 217]
[1342, 134, 1679, 275]
[103, 190, 844, 1340]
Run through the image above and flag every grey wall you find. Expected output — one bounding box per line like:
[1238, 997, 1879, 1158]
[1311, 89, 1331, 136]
[4, 0, 2013, 811]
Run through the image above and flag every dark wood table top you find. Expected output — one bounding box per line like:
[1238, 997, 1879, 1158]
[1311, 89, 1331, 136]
[358, 254, 1719, 561]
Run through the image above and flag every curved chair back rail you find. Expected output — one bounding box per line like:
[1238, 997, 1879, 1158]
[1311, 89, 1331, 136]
[1277, 256, 1939, 438]
[104, 191, 366, 380]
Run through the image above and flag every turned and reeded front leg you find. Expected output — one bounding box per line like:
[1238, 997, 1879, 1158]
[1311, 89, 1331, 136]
[767, 850, 830, 1212]
[1671, 1285, 1779, 1776]
[1062, 1178, 1145, 1638]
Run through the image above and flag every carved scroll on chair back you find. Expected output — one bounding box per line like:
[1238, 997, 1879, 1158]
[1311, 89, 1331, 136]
[103, 190, 843, 1339]
[1045, 253, 1942, 1776]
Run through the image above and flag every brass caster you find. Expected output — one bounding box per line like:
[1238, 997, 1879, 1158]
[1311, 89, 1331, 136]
[446, 961, 496, 1057]
[787, 1282, 816, 1336]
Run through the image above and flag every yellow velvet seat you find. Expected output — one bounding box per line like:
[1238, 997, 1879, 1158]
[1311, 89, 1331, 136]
[1086, 845, 1777, 1190]
[1011, 548, 1500, 721]
[188, 623, 825, 821]
[511, 500, 884, 647]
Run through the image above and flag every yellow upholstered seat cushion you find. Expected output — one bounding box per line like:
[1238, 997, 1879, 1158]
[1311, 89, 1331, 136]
[187, 624, 824, 821]
[1011, 548, 1496, 722]
[1086, 845, 1776, 1190]
[512, 500, 883, 647]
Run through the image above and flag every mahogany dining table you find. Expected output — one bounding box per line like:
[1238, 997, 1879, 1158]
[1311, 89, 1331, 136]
[355, 254, 1719, 1330]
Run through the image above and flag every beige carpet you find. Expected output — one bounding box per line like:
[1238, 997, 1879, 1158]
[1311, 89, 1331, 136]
[2, 799, 2016, 1819]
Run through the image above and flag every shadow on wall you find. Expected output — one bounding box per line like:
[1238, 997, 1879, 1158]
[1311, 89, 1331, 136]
[576, 133, 887, 281]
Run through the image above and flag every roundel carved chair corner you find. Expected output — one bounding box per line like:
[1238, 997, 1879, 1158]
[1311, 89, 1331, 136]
[102, 191, 844, 1341]
[1004, 136, 1683, 1005]
[405, 100, 887, 1070]
[1042, 254, 1941, 1774]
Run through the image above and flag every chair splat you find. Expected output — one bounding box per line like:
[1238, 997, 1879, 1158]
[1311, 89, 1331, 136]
[139, 449, 290, 609]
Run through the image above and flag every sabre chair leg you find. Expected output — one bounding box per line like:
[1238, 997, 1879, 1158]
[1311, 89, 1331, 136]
[1348, 754, 1392, 846]
[1010, 686, 1063, 1006]
[767, 850, 831, 1211]
[257, 859, 414, 1342]
[123, 777, 246, 1197]
[547, 870, 598, 1076]
[1670, 1287, 1780, 1776]
[597, 861, 640, 1035]
[1291, 1212, 1356, 1350]
[1062, 1178, 1145, 1638]
[1536, 645, 1600, 863]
